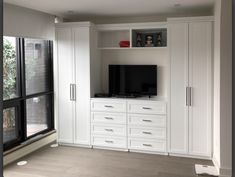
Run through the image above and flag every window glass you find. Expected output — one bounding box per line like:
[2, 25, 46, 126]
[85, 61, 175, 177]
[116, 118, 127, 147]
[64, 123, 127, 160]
[26, 95, 51, 137]
[3, 36, 54, 151]
[3, 107, 18, 143]
[25, 39, 52, 95]
[3, 37, 19, 100]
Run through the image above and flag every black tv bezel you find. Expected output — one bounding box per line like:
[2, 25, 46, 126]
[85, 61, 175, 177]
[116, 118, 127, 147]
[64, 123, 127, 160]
[108, 64, 157, 97]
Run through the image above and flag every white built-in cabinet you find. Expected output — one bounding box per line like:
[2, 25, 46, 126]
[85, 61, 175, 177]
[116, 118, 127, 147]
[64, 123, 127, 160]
[56, 22, 97, 146]
[168, 18, 213, 158]
[55, 17, 213, 160]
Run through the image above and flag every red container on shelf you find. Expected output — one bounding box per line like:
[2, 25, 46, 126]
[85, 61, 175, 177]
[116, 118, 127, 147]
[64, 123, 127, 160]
[119, 41, 130, 48]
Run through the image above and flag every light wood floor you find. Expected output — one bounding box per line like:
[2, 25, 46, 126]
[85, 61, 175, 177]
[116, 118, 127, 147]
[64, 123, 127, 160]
[4, 145, 213, 177]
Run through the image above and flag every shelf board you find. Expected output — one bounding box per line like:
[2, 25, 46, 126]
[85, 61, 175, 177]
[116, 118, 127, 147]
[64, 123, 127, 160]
[98, 47, 167, 50]
[98, 47, 131, 50]
[131, 47, 167, 50]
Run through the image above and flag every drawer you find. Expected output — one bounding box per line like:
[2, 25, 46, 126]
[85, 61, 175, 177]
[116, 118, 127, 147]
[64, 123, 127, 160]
[91, 100, 126, 112]
[91, 112, 126, 124]
[92, 124, 126, 136]
[128, 101, 166, 114]
[128, 114, 166, 127]
[128, 127, 166, 139]
[92, 136, 127, 148]
[129, 138, 166, 152]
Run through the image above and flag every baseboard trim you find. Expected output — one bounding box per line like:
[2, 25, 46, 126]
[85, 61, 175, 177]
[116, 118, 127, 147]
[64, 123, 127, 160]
[4, 132, 57, 166]
[169, 153, 212, 160]
[129, 149, 168, 155]
[92, 146, 128, 152]
[58, 143, 92, 148]
[212, 157, 232, 177]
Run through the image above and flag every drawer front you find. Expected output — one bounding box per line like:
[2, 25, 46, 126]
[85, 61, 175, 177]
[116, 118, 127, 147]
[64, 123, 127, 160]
[129, 138, 166, 152]
[92, 124, 126, 136]
[92, 136, 127, 148]
[129, 127, 166, 139]
[91, 100, 126, 112]
[128, 101, 166, 114]
[91, 112, 126, 124]
[128, 114, 166, 127]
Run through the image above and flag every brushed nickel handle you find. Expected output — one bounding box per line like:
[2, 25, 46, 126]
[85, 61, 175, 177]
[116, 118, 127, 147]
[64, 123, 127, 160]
[72, 84, 76, 101]
[104, 105, 113, 108]
[105, 140, 114, 143]
[186, 87, 188, 106]
[142, 119, 152, 122]
[142, 131, 152, 135]
[186, 87, 190, 106]
[70, 84, 73, 101]
[190, 87, 193, 106]
[143, 144, 152, 147]
[142, 107, 151, 110]
[105, 117, 114, 120]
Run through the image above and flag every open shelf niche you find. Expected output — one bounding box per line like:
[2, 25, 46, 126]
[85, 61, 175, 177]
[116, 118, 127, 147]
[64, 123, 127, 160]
[96, 23, 167, 50]
[97, 30, 130, 49]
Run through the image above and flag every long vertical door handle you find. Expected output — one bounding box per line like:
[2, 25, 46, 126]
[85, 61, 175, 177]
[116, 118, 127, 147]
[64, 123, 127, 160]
[70, 84, 73, 101]
[190, 87, 193, 106]
[186, 87, 189, 106]
[186, 87, 188, 106]
[73, 84, 76, 101]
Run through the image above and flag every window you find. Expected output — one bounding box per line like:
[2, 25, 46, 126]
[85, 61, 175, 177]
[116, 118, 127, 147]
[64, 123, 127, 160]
[3, 36, 54, 150]
[26, 95, 52, 137]
[24, 39, 52, 95]
[3, 107, 17, 143]
[3, 37, 20, 100]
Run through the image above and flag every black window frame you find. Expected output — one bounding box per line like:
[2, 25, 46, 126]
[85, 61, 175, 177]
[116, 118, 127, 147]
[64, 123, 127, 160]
[3, 37, 54, 151]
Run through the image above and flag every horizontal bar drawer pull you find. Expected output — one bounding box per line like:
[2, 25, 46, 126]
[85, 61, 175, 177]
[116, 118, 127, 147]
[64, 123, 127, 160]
[142, 119, 152, 122]
[142, 107, 151, 110]
[143, 144, 152, 147]
[104, 105, 114, 108]
[105, 128, 114, 132]
[104, 117, 114, 120]
[105, 140, 114, 143]
[142, 131, 152, 135]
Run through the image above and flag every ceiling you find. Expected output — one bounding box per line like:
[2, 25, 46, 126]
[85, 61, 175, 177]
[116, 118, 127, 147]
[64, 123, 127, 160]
[4, 0, 215, 19]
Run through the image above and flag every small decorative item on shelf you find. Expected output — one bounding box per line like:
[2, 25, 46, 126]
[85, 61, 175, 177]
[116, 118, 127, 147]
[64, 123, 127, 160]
[156, 32, 162, 47]
[144, 34, 154, 47]
[119, 40, 130, 48]
[136, 33, 142, 47]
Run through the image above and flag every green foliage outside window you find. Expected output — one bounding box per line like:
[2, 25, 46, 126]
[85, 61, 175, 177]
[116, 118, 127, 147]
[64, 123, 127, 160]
[3, 37, 17, 100]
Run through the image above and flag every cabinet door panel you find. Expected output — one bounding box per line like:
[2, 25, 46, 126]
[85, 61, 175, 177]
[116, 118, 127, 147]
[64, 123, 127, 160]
[57, 28, 74, 143]
[169, 23, 189, 154]
[74, 27, 91, 145]
[188, 22, 212, 157]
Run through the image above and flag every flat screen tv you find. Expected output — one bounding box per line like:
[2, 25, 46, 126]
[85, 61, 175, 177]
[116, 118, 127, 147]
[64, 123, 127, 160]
[109, 65, 157, 97]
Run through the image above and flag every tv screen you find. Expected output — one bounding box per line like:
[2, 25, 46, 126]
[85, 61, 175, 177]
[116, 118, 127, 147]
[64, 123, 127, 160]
[109, 65, 157, 97]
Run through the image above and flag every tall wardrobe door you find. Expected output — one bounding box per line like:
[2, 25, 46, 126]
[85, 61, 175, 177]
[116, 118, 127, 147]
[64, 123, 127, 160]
[74, 27, 91, 145]
[56, 28, 75, 144]
[169, 23, 189, 154]
[188, 22, 212, 157]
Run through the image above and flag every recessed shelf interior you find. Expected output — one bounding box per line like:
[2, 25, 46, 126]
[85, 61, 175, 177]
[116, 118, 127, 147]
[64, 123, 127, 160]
[98, 30, 130, 48]
[132, 28, 167, 48]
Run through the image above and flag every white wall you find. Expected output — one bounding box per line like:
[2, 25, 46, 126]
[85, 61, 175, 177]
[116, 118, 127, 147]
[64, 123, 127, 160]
[65, 12, 214, 24]
[213, 0, 221, 169]
[213, 0, 232, 176]
[219, 0, 232, 174]
[100, 49, 168, 99]
[4, 3, 55, 39]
